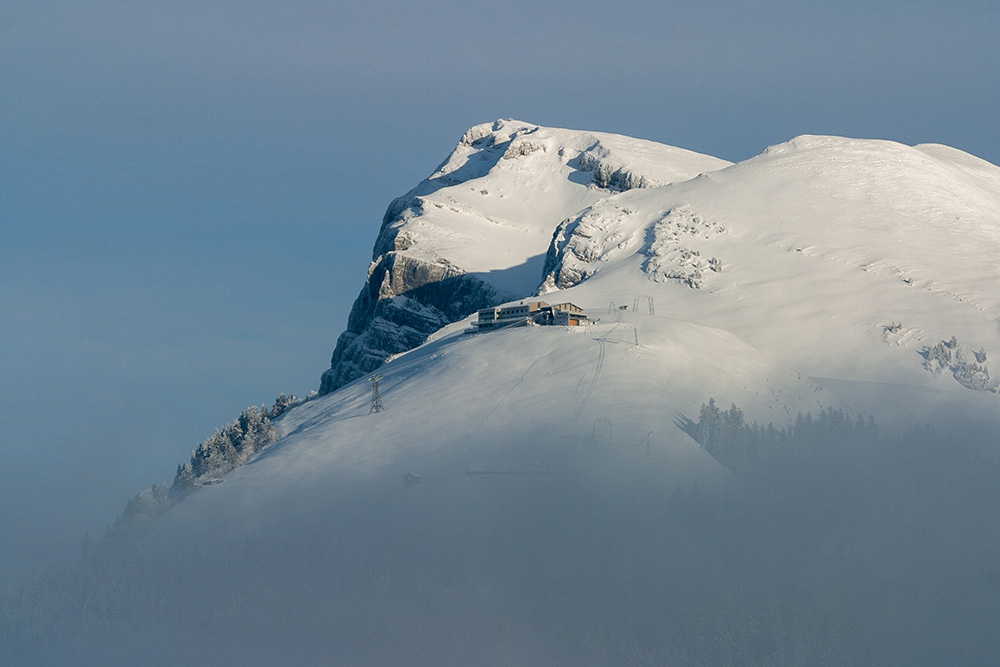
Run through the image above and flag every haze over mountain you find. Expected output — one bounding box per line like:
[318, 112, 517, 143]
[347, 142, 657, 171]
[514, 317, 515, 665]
[6, 120, 1000, 666]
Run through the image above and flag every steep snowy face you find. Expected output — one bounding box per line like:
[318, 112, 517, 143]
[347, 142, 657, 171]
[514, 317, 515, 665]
[540, 135, 1000, 392]
[319, 119, 730, 393]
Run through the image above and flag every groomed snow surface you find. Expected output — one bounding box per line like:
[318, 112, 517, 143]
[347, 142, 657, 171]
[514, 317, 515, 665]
[6, 121, 1000, 666]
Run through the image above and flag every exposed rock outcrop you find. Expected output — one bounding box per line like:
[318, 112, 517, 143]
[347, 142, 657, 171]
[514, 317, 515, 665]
[540, 204, 728, 292]
[540, 216, 593, 291]
[318, 250, 503, 394]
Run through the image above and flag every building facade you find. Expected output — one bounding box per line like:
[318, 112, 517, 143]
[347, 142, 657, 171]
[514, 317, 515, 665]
[475, 301, 588, 330]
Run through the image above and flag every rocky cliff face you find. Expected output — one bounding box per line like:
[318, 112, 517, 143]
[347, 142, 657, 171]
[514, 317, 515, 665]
[318, 250, 503, 394]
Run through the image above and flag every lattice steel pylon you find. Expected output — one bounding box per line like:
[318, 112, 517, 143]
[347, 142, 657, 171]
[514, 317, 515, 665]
[368, 374, 384, 414]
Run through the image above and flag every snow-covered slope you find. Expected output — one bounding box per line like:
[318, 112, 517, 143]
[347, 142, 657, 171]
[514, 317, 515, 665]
[543, 134, 1000, 406]
[10, 123, 1000, 666]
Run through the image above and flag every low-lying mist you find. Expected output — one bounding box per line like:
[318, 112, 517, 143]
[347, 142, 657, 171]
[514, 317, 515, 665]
[4, 401, 999, 666]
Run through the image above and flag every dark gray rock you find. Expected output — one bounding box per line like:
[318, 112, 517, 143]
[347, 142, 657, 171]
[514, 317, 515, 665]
[319, 250, 504, 395]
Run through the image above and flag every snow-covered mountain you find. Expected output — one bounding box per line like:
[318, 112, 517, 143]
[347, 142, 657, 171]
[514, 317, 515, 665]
[8, 121, 1000, 666]
[322, 120, 1000, 415]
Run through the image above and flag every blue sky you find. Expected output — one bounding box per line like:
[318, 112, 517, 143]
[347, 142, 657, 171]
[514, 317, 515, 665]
[2, 0, 998, 581]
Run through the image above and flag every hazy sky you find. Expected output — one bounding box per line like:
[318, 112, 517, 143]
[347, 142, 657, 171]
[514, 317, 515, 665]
[2, 0, 998, 582]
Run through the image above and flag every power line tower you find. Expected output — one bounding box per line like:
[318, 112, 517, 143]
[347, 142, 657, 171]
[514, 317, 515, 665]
[368, 374, 384, 414]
